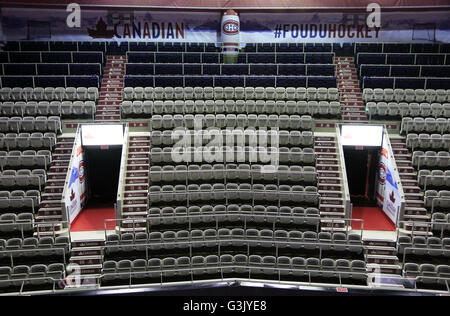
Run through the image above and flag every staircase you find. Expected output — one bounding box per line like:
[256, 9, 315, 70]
[95, 55, 125, 122]
[67, 239, 104, 287]
[389, 135, 431, 236]
[314, 132, 348, 233]
[334, 57, 367, 123]
[119, 132, 151, 233]
[35, 135, 75, 237]
[364, 238, 402, 276]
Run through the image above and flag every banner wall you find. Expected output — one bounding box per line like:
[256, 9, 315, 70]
[1, 7, 449, 43]
[64, 132, 87, 224]
[376, 132, 401, 225]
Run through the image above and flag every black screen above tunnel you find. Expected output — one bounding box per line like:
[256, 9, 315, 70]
[83, 146, 122, 203]
[343, 146, 381, 206]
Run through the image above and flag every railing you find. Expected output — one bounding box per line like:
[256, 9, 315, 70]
[335, 125, 352, 220]
[400, 247, 450, 265]
[0, 220, 34, 239]
[35, 221, 71, 239]
[0, 247, 68, 266]
[359, 64, 450, 78]
[423, 174, 446, 192]
[0, 197, 38, 214]
[146, 190, 321, 208]
[96, 265, 368, 289]
[115, 123, 129, 220]
[0, 276, 65, 295]
[100, 237, 365, 262]
[104, 216, 364, 238]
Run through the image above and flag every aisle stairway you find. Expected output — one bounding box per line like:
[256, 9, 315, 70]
[119, 132, 151, 233]
[364, 238, 402, 276]
[35, 135, 75, 237]
[334, 57, 367, 123]
[389, 135, 431, 236]
[67, 239, 105, 287]
[314, 132, 348, 233]
[95, 55, 125, 122]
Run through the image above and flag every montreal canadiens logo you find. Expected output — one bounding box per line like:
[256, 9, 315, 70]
[223, 20, 239, 35]
[379, 162, 386, 184]
[78, 160, 85, 183]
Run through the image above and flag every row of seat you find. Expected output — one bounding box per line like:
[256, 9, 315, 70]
[0, 132, 56, 151]
[126, 52, 334, 64]
[406, 134, 450, 151]
[359, 64, 450, 78]
[0, 236, 69, 254]
[0, 213, 34, 239]
[149, 114, 314, 131]
[149, 146, 316, 165]
[363, 88, 450, 103]
[0, 51, 104, 64]
[123, 86, 340, 102]
[424, 190, 450, 211]
[122, 100, 341, 118]
[3, 41, 217, 53]
[6, 41, 447, 54]
[0, 263, 66, 292]
[0, 87, 99, 102]
[0, 101, 96, 119]
[147, 206, 321, 228]
[124, 75, 337, 89]
[432, 213, 450, 235]
[418, 169, 450, 189]
[355, 43, 450, 54]
[125, 63, 335, 77]
[0, 63, 102, 77]
[0, 117, 62, 134]
[412, 151, 450, 169]
[361, 76, 448, 91]
[367, 103, 450, 119]
[403, 263, 450, 290]
[398, 236, 450, 255]
[401, 118, 450, 135]
[148, 183, 319, 204]
[0, 150, 52, 170]
[0, 169, 46, 190]
[356, 53, 450, 66]
[0, 190, 40, 213]
[148, 165, 317, 184]
[100, 256, 366, 285]
[1, 75, 100, 90]
[107, 230, 360, 247]
[150, 129, 314, 148]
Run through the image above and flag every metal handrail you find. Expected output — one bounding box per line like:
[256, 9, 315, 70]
[96, 264, 368, 289]
[0, 275, 65, 295]
[422, 174, 449, 192]
[35, 221, 70, 239]
[401, 246, 450, 265]
[335, 125, 352, 220]
[100, 237, 365, 264]
[115, 123, 129, 220]
[0, 247, 68, 266]
[0, 220, 34, 239]
[104, 216, 364, 240]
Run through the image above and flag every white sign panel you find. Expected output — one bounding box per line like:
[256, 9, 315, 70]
[81, 124, 124, 146]
[341, 125, 383, 147]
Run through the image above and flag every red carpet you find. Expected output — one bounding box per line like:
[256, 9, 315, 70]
[70, 204, 116, 232]
[351, 206, 396, 231]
